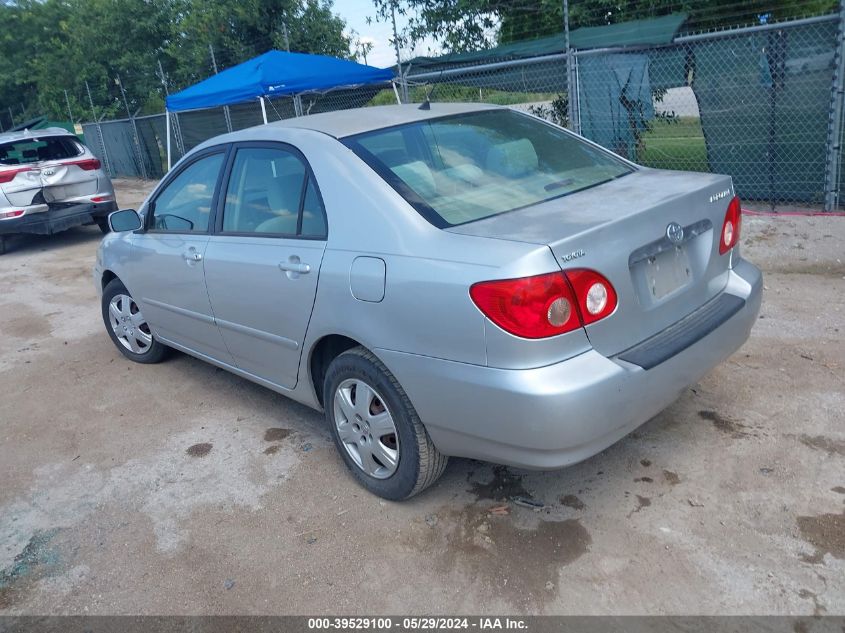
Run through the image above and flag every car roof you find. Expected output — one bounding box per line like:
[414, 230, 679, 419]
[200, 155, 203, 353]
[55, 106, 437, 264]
[0, 127, 78, 145]
[260, 102, 504, 139]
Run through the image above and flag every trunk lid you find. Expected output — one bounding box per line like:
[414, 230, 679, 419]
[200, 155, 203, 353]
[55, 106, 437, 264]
[447, 168, 736, 356]
[39, 161, 99, 202]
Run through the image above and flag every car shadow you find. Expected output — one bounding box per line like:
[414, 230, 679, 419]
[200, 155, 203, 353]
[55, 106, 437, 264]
[2, 225, 104, 256]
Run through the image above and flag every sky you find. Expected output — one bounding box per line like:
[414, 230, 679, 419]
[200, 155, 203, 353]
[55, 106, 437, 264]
[336, 0, 439, 68]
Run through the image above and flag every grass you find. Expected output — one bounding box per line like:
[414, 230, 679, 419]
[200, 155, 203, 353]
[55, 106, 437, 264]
[639, 116, 709, 172]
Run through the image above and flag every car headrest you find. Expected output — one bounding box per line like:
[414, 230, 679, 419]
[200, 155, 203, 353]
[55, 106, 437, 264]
[486, 139, 538, 178]
[255, 214, 297, 234]
[266, 174, 302, 214]
[392, 161, 436, 199]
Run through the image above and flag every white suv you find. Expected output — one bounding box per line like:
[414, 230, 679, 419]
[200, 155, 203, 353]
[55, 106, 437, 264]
[0, 127, 117, 254]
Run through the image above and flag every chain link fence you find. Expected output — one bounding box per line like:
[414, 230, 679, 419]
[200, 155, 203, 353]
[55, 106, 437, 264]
[81, 13, 845, 211]
[406, 14, 844, 210]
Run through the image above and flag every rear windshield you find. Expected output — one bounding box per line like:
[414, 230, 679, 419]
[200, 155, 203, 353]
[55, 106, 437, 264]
[343, 109, 633, 227]
[0, 136, 83, 166]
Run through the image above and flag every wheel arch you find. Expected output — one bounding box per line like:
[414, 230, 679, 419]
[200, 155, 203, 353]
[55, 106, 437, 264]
[308, 334, 367, 407]
[101, 269, 118, 290]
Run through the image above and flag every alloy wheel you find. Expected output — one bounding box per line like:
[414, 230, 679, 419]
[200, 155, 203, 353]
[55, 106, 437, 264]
[333, 378, 399, 479]
[108, 294, 153, 354]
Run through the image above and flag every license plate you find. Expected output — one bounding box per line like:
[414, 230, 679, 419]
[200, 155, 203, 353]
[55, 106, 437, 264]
[644, 245, 691, 300]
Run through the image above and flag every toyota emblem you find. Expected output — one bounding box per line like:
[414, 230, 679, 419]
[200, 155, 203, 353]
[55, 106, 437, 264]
[666, 222, 684, 244]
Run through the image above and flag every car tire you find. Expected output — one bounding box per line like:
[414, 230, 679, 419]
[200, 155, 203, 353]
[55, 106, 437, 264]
[101, 278, 169, 364]
[324, 346, 448, 500]
[0, 235, 7, 255]
[96, 217, 110, 233]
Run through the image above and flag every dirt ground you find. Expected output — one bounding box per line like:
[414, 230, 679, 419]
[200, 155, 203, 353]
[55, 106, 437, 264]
[0, 178, 843, 615]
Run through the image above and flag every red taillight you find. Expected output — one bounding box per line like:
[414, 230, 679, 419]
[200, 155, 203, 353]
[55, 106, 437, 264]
[63, 158, 101, 171]
[565, 269, 618, 325]
[719, 196, 742, 255]
[470, 269, 617, 339]
[0, 167, 33, 184]
[0, 210, 24, 219]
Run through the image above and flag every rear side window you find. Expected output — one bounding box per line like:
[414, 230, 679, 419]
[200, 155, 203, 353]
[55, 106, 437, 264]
[221, 146, 327, 238]
[0, 136, 83, 165]
[151, 153, 224, 233]
[344, 109, 633, 228]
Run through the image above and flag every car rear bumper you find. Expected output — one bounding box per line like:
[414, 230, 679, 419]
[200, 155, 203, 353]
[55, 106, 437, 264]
[0, 200, 117, 235]
[376, 258, 762, 469]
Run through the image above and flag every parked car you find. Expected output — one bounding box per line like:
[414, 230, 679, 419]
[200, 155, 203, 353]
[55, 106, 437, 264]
[0, 127, 117, 254]
[94, 103, 762, 500]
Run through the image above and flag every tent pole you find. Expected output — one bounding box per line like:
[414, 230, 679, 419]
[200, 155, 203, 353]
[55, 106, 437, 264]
[165, 110, 171, 172]
[392, 81, 401, 104]
[260, 97, 268, 124]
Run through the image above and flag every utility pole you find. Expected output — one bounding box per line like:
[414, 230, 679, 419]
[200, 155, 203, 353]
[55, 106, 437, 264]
[209, 43, 233, 132]
[64, 90, 74, 124]
[282, 22, 291, 52]
[8, 106, 14, 127]
[391, 3, 406, 102]
[563, 0, 579, 133]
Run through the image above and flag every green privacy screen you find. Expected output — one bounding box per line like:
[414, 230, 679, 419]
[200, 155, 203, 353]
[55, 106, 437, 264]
[408, 13, 689, 71]
[689, 20, 836, 204]
[411, 15, 838, 204]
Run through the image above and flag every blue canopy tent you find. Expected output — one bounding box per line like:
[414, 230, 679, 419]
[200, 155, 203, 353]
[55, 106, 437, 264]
[163, 50, 396, 169]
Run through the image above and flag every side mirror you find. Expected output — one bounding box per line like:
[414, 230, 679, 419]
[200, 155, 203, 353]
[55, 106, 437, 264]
[108, 209, 142, 232]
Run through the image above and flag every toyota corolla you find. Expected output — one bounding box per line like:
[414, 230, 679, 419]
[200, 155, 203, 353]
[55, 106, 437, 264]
[94, 103, 762, 500]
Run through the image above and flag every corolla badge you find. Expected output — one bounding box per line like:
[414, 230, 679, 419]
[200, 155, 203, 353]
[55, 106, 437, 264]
[709, 189, 731, 203]
[559, 248, 585, 263]
[666, 222, 684, 244]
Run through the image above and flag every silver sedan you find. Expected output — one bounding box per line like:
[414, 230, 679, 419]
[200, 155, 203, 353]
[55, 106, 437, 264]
[94, 103, 762, 499]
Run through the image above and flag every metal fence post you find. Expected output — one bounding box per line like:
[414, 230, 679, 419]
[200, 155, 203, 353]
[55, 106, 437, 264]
[209, 44, 233, 133]
[562, 0, 578, 132]
[117, 75, 148, 180]
[390, 3, 408, 103]
[85, 80, 113, 177]
[64, 90, 74, 125]
[824, 1, 845, 211]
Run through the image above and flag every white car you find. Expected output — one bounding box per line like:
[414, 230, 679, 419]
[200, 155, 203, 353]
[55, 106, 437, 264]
[0, 127, 117, 254]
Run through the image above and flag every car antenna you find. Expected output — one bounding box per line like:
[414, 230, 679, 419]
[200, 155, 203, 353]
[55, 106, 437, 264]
[419, 83, 436, 110]
[419, 57, 450, 110]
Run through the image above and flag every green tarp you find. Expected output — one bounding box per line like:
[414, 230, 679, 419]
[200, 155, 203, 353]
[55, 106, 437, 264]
[407, 13, 688, 71]
[578, 54, 654, 160]
[691, 20, 837, 203]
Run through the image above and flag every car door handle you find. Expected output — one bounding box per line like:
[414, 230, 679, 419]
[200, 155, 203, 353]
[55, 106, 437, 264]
[279, 261, 310, 274]
[183, 251, 202, 262]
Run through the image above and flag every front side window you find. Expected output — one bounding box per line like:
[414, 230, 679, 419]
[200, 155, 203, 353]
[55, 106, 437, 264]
[151, 153, 224, 232]
[344, 109, 633, 227]
[221, 146, 326, 238]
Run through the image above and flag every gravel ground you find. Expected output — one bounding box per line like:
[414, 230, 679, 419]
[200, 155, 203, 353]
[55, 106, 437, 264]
[0, 178, 843, 615]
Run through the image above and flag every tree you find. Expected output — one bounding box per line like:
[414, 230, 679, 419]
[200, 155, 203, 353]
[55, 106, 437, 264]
[166, 0, 351, 88]
[0, 0, 352, 122]
[370, 0, 838, 54]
